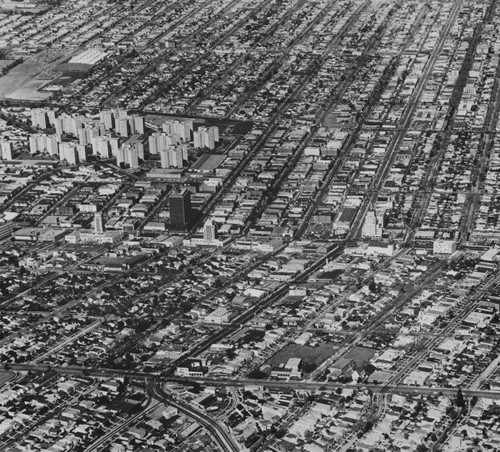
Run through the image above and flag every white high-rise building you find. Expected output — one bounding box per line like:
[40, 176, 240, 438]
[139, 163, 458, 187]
[76, 145, 87, 162]
[100, 110, 115, 130]
[149, 132, 170, 154]
[203, 219, 217, 242]
[98, 138, 111, 158]
[46, 136, 59, 155]
[132, 115, 145, 135]
[0, 141, 13, 160]
[29, 135, 39, 153]
[362, 209, 384, 239]
[59, 143, 79, 165]
[160, 145, 185, 169]
[78, 128, 90, 146]
[162, 120, 193, 141]
[117, 145, 139, 168]
[29, 134, 49, 153]
[31, 108, 49, 129]
[117, 118, 130, 137]
[208, 126, 219, 143]
[91, 136, 111, 157]
[94, 212, 104, 234]
[47, 109, 57, 126]
[193, 126, 217, 150]
[109, 138, 120, 156]
[135, 143, 144, 160]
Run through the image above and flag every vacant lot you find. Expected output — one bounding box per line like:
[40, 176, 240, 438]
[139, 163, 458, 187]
[266, 342, 338, 368]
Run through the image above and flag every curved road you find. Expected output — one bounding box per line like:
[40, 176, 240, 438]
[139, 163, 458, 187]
[149, 381, 243, 452]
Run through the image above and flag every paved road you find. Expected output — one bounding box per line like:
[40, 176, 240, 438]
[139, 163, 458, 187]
[349, 0, 464, 240]
[6, 363, 500, 400]
[149, 381, 243, 452]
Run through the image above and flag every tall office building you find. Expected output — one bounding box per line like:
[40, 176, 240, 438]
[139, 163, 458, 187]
[362, 209, 384, 239]
[169, 189, 193, 230]
[203, 219, 217, 242]
[94, 212, 104, 234]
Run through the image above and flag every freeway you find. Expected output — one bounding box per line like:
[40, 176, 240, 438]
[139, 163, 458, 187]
[149, 381, 243, 452]
[6, 363, 500, 400]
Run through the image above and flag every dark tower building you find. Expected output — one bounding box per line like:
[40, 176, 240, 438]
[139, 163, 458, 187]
[169, 189, 193, 230]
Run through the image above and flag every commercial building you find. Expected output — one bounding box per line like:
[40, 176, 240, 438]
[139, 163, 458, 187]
[433, 239, 457, 255]
[169, 189, 193, 230]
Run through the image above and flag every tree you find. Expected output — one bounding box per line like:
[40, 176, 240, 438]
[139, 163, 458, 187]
[248, 369, 268, 379]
